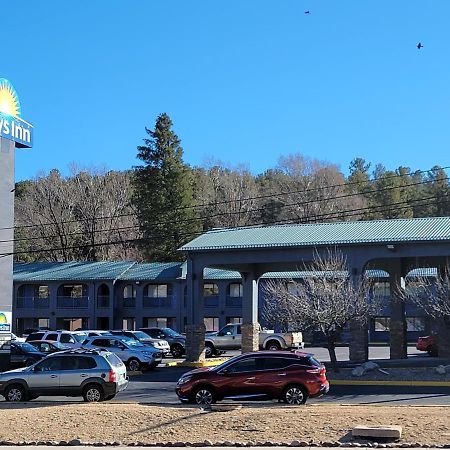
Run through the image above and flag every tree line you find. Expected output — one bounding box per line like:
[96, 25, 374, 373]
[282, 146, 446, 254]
[13, 113, 450, 262]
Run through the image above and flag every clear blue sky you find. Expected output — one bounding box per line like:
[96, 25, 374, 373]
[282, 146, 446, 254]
[2, 1, 450, 181]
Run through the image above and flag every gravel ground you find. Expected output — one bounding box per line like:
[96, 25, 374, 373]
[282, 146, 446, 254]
[0, 403, 449, 446]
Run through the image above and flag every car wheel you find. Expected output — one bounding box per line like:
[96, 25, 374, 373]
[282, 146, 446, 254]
[171, 343, 184, 358]
[282, 384, 307, 405]
[266, 340, 281, 351]
[127, 358, 141, 372]
[5, 385, 27, 402]
[104, 394, 116, 401]
[83, 384, 104, 402]
[193, 386, 216, 405]
[427, 346, 438, 357]
[205, 343, 215, 358]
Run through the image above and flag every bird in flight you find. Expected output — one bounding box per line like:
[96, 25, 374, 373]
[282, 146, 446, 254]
[305, 10, 310, 14]
[417, 42, 423, 49]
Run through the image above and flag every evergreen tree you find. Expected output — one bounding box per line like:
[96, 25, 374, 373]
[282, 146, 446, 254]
[133, 113, 201, 261]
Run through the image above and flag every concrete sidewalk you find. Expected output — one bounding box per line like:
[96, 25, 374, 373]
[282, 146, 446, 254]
[0, 446, 442, 450]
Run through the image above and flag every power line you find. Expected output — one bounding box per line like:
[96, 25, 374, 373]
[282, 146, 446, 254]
[3, 190, 450, 259]
[1, 172, 449, 245]
[2, 164, 448, 233]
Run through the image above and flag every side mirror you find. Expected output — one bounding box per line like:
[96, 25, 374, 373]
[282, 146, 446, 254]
[225, 331, 232, 336]
[119, 344, 126, 350]
[220, 368, 230, 375]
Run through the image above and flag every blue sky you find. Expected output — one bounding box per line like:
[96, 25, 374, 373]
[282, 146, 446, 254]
[2, 1, 450, 180]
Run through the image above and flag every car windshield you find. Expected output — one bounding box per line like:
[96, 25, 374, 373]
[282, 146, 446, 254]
[133, 331, 151, 340]
[162, 328, 182, 338]
[16, 342, 39, 353]
[73, 333, 88, 342]
[211, 354, 241, 372]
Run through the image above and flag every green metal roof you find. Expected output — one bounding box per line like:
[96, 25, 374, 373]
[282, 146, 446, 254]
[180, 217, 450, 251]
[118, 262, 183, 281]
[13, 261, 135, 282]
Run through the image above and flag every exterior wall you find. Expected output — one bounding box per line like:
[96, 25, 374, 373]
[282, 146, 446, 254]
[11, 271, 435, 344]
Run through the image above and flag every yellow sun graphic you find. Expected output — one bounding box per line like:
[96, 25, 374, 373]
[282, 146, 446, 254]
[0, 78, 21, 118]
[0, 313, 7, 324]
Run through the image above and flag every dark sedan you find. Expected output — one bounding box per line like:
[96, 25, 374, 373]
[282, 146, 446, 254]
[10, 342, 46, 368]
[28, 340, 70, 354]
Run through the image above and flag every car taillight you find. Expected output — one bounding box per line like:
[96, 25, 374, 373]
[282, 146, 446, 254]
[108, 370, 116, 382]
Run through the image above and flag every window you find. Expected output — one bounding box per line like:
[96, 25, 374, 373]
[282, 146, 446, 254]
[372, 282, 390, 298]
[204, 283, 219, 296]
[227, 357, 262, 373]
[60, 284, 85, 298]
[218, 325, 234, 336]
[406, 317, 426, 332]
[204, 317, 219, 332]
[46, 333, 58, 341]
[123, 285, 136, 299]
[405, 281, 428, 297]
[146, 284, 172, 298]
[35, 357, 63, 372]
[146, 317, 168, 328]
[38, 319, 49, 328]
[122, 317, 136, 330]
[226, 317, 242, 324]
[59, 334, 75, 344]
[374, 317, 390, 332]
[229, 283, 243, 297]
[106, 353, 123, 367]
[38, 285, 49, 299]
[262, 357, 295, 370]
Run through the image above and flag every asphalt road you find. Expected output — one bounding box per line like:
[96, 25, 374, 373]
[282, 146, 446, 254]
[2, 346, 450, 405]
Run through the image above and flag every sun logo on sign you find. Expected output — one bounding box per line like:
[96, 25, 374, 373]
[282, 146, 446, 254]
[0, 78, 21, 118]
[0, 313, 7, 325]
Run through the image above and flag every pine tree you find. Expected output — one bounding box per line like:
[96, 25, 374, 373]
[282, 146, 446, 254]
[133, 113, 201, 261]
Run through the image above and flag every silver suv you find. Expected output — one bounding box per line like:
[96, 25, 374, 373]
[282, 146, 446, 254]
[82, 336, 162, 371]
[0, 349, 128, 402]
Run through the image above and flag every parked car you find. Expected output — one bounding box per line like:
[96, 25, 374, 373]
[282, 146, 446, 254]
[10, 342, 47, 368]
[82, 330, 113, 337]
[176, 350, 328, 406]
[140, 327, 186, 358]
[21, 327, 52, 338]
[416, 334, 438, 356]
[204, 323, 304, 357]
[11, 333, 25, 343]
[0, 348, 128, 402]
[26, 330, 88, 348]
[109, 330, 170, 355]
[28, 340, 70, 354]
[82, 336, 162, 371]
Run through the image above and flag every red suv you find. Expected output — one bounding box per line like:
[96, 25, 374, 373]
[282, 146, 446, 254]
[175, 351, 329, 405]
[416, 335, 438, 356]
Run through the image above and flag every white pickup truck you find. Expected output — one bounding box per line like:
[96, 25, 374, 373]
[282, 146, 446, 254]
[204, 323, 303, 357]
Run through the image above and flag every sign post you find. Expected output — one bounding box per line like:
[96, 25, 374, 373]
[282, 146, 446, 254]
[0, 79, 33, 371]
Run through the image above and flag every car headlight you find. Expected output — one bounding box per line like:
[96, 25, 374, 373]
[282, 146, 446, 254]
[177, 375, 192, 385]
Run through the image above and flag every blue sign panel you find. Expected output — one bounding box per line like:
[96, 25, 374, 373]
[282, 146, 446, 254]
[0, 112, 33, 148]
[0, 79, 33, 148]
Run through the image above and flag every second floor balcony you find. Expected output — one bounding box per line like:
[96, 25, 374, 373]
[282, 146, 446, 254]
[143, 296, 173, 308]
[204, 296, 219, 308]
[16, 297, 50, 309]
[225, 296, 242, 308]
[56, 296, 89, 309]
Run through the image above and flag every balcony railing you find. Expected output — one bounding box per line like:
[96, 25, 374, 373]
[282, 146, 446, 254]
[97, 295, 110, 308]
[225, 296, 242, 308]
[204, 296, 219, 308]
[143, 296, 173, 308]
[123, 297, 136, 308]
[16, 297, 50, 309]
[56, 296, 89, 309]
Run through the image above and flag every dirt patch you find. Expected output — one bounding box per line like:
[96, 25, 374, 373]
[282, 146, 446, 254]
[0, 403, 449, 445]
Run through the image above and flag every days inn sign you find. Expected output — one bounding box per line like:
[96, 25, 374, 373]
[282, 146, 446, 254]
[0, 78, 33, 148]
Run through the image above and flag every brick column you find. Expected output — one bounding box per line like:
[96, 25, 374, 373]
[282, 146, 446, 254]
[241, 323, 259, 353]
[241, 271, 259, 353]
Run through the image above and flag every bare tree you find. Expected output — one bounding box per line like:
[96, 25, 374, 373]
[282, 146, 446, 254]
[262, 250, 378, 372]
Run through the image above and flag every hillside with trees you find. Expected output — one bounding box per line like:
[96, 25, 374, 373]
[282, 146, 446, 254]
[12, 114, 450, 262]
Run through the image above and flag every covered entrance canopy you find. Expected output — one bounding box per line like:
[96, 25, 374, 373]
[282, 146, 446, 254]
[180, 217, 450, 362]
